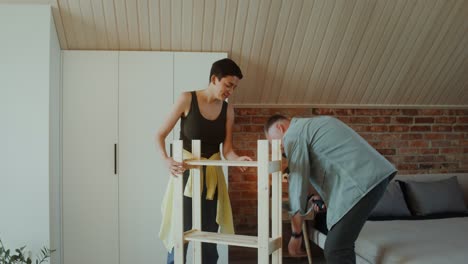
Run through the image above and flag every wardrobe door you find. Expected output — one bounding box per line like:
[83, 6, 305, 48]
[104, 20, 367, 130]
[62, 51, 119, 264]
[173, 52, 229, 263]
[118, 51, 174, 264]
[173, 52, 227, 140]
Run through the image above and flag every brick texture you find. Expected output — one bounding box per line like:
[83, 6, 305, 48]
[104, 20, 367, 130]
[229, 107, 468, 234]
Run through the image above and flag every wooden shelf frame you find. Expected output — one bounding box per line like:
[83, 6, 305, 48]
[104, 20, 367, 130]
[172, 139, 283, 264]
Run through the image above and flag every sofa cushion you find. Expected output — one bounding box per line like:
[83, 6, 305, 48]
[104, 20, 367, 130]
[398, 176, 467, 216]
[368, 181, 411, 219]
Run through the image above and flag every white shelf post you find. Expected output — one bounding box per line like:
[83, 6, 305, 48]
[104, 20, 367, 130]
[173, 140, 185, 264]
[258, 140, 270, 263]
[192, 140, 202, 263]
[272, 139, 282, 264]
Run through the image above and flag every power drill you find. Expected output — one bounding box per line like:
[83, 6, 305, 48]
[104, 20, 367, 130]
[308, 195, 326, 212]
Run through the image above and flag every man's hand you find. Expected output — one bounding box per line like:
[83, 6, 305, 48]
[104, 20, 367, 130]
[288, 234, 306, 257]
[309, 194, 327, 213]
[288, 213, 306, 256]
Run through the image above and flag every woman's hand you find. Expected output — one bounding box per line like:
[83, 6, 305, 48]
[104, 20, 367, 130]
[235, 155, 252, 172]
[165, 157, 186, 177]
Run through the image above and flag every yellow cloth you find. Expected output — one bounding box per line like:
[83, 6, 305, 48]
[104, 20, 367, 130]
[159, 151, 235, 252]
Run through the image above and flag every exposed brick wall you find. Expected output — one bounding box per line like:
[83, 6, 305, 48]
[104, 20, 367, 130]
[229, 107, 468, 234]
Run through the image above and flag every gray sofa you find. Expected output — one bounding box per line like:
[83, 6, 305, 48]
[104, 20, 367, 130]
[309, 173, 468, 264]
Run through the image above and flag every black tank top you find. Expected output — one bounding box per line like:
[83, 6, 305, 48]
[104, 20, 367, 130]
[180, 91, 228, 158]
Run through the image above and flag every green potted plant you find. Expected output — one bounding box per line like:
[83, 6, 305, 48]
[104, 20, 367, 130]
[0, 238, 54, 264]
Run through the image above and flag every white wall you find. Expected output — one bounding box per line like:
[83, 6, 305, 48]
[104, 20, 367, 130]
[0, 4, 60, 263]
[49, 10, 62, 264]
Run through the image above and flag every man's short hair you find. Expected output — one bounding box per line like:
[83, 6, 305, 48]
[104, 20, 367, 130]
[209, 58, 243, 82]
[264, 114, 289, 134]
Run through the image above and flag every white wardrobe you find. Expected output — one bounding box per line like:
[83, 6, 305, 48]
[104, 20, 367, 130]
[62, 51, 227, 264]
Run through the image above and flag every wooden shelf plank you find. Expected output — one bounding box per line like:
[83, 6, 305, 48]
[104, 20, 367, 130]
[184, 231, 283, 252]
[268, 160, 282, 173]
[184, 230, 259, 248]
[268, 237, 282, 254]
[184, 160, 258, 167]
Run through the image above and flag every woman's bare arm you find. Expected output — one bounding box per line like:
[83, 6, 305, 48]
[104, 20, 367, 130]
[155, 92, 190, 176]
[222, 104, 252, 170]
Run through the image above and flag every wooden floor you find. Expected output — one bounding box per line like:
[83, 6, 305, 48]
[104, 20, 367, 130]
[229, 244, 326, 264]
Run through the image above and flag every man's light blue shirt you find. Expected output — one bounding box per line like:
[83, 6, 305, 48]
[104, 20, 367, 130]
[284, 116, 397, 229]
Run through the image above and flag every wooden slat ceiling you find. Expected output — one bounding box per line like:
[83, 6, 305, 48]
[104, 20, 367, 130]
[3, 0, 468, 107]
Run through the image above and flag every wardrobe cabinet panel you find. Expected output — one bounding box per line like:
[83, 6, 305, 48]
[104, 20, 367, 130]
[173, 52, 227, 140]
[173, 52, 229, 263]
[62, 51, 228, 264]
[118, 51, 174, 264]
[62, 51, 119, 264]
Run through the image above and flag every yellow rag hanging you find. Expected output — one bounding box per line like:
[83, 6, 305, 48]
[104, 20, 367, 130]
[159, 151, 235, 252]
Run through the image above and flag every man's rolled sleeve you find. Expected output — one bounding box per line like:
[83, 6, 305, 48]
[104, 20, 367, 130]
[285, 136, 312, 217]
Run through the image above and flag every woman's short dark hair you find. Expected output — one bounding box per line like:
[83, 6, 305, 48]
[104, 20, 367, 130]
[264, 114, 289, 134]
[209, 58, 243, 82]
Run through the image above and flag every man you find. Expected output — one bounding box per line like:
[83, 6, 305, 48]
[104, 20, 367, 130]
[264, 115, 397, 264]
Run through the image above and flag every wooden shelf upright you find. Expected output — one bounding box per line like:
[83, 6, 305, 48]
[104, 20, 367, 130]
[172, 139, 283, 264]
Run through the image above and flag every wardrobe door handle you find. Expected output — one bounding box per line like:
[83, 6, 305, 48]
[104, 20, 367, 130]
[114, 143, 117, 175]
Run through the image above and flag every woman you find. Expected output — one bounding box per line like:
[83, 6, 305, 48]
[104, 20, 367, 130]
[157, 58, 251, 264]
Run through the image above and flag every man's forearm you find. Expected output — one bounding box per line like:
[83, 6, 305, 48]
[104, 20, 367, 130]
[291, 213, 304, 233]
